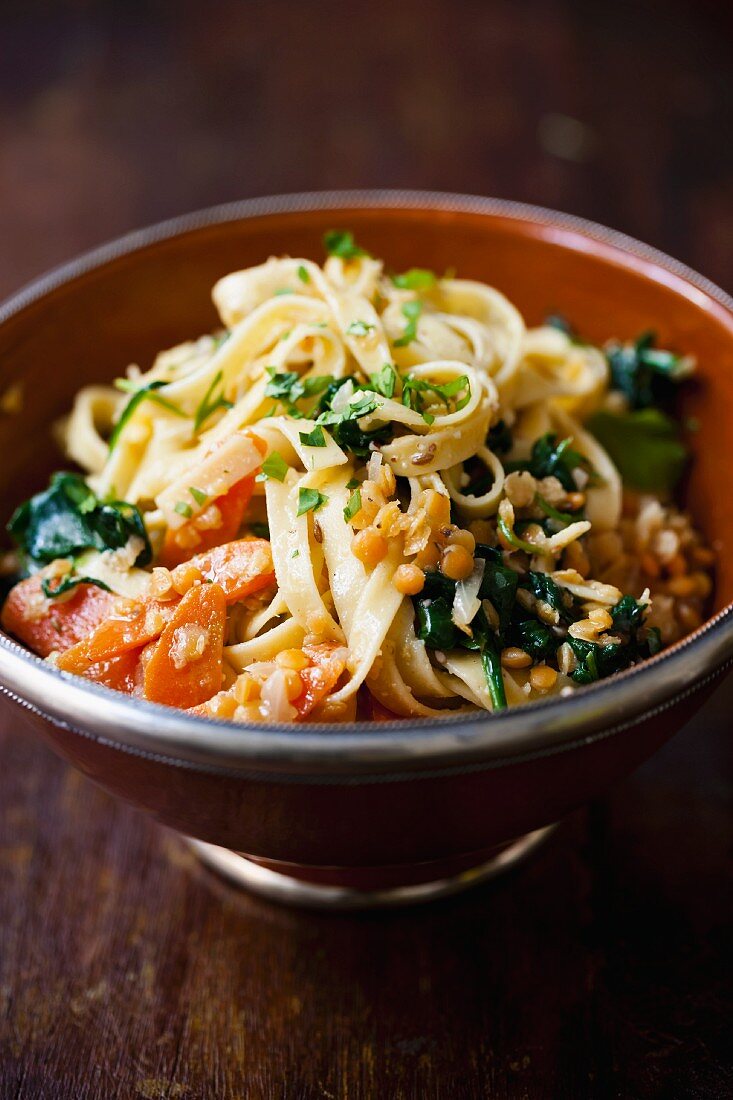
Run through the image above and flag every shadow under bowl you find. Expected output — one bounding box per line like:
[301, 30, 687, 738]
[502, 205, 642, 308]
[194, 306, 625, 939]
[1, 192, 732, 906]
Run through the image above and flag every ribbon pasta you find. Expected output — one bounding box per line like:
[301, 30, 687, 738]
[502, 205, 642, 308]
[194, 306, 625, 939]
[38, 241, 694, 724]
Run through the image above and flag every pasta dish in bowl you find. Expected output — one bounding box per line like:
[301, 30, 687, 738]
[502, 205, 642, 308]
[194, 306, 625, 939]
[0, 193, 731, 905]
[1, 231, 714, 723]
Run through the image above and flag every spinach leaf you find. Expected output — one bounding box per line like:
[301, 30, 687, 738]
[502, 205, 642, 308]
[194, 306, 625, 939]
[610, 594, 646, 634]
[567, 638, 629, 684]
[520, 571, 577, 624]
[8, 473, 152, 567]
[586, 408, 688, 494]
[606, 331, 689, 410]
[510, 618, 556, 661]
[415, 596, 458, 650]
[109, 380, 185, 450]
[486, 419, 513, 456]
[413, 568, 509, 709]
[193, 370, 234, 432]
[544, 313, 585, 344]
[506, 433, 589, 492]
[475, 545, 518, 637]
[41, 574, 112, 599]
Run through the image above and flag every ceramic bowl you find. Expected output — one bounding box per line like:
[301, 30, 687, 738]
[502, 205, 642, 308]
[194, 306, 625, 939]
[1, 192, 732, 907]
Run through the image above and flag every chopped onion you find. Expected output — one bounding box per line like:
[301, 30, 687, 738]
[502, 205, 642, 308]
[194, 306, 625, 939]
[260, 669, 298, 722]
[367, 450, 383, 481]
[452, 558, 486, 630]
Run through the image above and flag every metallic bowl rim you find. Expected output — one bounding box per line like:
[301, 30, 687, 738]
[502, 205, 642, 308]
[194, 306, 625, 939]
[1, 188, 732, 778]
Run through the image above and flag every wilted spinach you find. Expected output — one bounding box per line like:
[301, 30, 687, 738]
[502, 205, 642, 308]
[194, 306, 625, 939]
[8, 473, 152, 568]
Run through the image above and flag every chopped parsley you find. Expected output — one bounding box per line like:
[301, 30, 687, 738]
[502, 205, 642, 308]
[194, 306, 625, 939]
[394, 300, 423, 347]
[299, 425, 327, 448]
[343, 488, 362, 522]
[297, 488, 328, 516]
[264, 369, 335, 416]
[401, 373, 471, 424]
[323, 229, 368, 259]
[174, 501, 193, 518]
[369, 363, 397, 399]
[297, 264, 310, 284]
[346, 320, 375, 337]
[256, 452, 289, 483]
[392, 268, 437, 290]
[188, 486, 208, 507]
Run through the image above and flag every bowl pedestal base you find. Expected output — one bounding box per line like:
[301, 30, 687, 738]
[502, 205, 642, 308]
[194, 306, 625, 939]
[188, 825, 556, 910]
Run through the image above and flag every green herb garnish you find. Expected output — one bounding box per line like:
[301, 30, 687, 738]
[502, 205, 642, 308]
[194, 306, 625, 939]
[297, 488, 328, 516]
[394, 300, 423, 347]
[323, 230, 368, 259]
[392, 268, 437, 290]
[343, 488, 362, 522]
[299, 425, 327, 448]
[369, 364, 397, 399]
[256, 452, 289, 483]
[188, 487, 208, 507]
[174, 501, 193, 518]
[401, 373, 470, 424]
[346, 320, 375, 337]
[297, 264, 310, 284]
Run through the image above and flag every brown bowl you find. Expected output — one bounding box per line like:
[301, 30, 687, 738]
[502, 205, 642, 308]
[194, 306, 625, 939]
[1, 192, 732, 907]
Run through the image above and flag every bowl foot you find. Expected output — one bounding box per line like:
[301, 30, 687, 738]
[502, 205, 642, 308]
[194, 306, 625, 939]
[187, 825, 556, 910]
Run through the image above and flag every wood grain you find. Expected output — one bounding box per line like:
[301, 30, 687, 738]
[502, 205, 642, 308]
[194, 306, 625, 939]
[0, 1, 732, 1096]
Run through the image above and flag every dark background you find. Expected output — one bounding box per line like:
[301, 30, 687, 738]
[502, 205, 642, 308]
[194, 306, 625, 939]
[1, 1, 732, 1097]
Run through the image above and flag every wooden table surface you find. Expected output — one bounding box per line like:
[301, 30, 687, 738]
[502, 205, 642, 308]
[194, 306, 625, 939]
[1, 2, 732, 1096]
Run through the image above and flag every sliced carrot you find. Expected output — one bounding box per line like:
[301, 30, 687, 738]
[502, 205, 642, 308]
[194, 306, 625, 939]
[80, 649, 142, 694]
[159, 475, 256, 569]
[369, 698, 401, 722]
[1, 575, 115, 658]
[293, 643, 348, 718]
[187, 538, 275, 603]
[143, 582, 226, 708]
[57, 597, 178, 673]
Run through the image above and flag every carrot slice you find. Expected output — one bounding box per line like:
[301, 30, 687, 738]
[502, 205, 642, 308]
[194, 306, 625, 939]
[57, 539, 273, 675]
[187, 538, 275, 603]
[80, 649, 142, 694]
[57, 598, 178, 673]
[143, 583, 226, 708]
[159, 475, 256, 569]
[369, 698, 401, 722]
[293, 643, 348, 718]
[1, 575, 115, 658]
